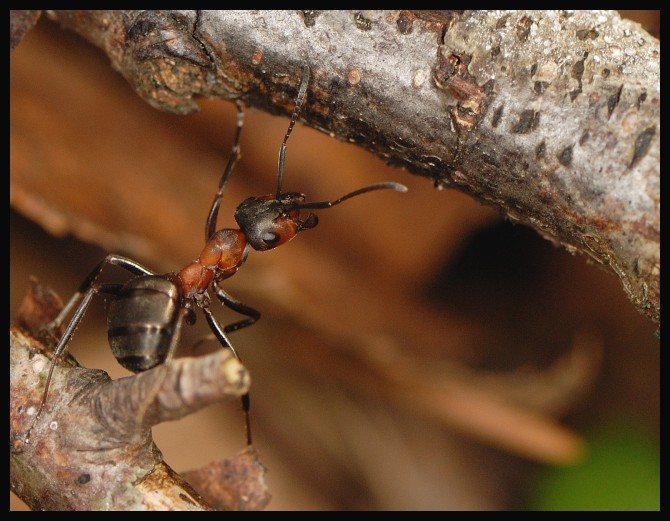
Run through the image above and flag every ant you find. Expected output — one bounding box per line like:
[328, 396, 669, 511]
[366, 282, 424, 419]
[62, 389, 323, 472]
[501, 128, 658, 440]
[32, 65, 407, 446]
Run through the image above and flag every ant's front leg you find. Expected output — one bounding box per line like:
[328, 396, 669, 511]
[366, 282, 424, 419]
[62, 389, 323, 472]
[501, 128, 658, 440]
[205, 101, 245, 243]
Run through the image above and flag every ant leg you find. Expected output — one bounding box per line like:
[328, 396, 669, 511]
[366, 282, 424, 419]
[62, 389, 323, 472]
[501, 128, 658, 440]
[47, 254, 155, 334]
[208, 281, 260, 447]
[36, 256, 155, 419]
[160, 305, 190, 364]
[36, 282, 122, 423]
[201, 307, 253, 446]
[275, 65, 310, 198]
[212, 280, 261, 334]
[205, 101, 244, 242]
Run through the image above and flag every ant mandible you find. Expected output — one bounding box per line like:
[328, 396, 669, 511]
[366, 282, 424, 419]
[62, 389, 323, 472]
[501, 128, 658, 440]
[33, 65, 407, 446]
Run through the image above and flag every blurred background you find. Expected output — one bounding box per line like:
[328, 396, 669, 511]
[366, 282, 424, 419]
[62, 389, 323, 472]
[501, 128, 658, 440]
[10, 11, 659, 510]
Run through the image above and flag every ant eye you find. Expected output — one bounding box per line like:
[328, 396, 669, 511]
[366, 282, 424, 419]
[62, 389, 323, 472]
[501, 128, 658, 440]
[262, 231, 280, 246]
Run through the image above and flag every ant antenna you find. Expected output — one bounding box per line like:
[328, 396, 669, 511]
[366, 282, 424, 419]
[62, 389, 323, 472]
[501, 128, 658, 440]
[272, 66, 407, 209]
[288, 182, 408, 211]
[276, 64, 311, 199]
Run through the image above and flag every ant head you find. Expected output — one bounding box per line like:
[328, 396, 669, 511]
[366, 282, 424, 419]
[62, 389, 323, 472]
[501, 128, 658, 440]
[234, 192, 318, 251]
[228, 66, 407, 252]
[235, 182, 407, 251]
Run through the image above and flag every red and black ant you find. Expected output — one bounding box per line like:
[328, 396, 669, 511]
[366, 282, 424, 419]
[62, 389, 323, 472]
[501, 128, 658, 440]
[32, 65, 407, 446]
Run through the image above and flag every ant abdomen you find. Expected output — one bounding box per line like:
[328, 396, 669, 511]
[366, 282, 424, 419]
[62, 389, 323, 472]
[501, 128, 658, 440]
[107, 276, 181, 372]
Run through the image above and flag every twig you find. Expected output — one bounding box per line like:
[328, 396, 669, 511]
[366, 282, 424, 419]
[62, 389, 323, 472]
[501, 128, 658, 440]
[9, 281, 269, 511]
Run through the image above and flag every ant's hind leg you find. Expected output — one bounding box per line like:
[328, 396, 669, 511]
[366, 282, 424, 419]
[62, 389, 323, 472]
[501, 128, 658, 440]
[46, 254, 155, 334]
[36, 255, 155, 423]
[35, 282, 121, 425]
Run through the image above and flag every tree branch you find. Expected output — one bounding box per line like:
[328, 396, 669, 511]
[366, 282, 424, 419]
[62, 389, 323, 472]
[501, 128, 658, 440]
[10, 280, 270, 511]
[27, 9, 659, 325]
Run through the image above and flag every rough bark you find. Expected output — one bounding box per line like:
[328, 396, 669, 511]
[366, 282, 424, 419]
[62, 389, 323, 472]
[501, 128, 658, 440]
[19, 9, 659, 325]
[9, 9, 41, 51]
